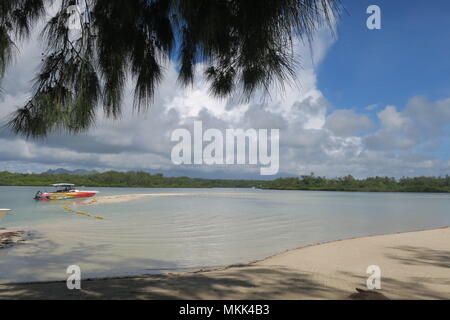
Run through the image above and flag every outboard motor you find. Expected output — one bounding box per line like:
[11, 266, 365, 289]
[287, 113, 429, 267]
[34, 191, 42, 200]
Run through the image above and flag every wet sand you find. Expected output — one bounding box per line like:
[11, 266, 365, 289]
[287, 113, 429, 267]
[0, 226, 448, 300]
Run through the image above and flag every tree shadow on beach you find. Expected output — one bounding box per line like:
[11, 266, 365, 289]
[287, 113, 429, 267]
[1, 243, 448, 300]
[386, 245, 450, 269]
[0, 232, 347, 300]
[341, 245, 450, 300]
[0, 265, 350, 300]
[341, 271, 449, 300]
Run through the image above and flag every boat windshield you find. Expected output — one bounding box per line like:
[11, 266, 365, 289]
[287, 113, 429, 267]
[56, 187, 74, 193]
[52, 184, 76, 193]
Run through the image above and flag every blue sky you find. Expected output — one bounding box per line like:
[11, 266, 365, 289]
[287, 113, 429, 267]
[0, 0, 449, 178]
[320, 0, 450, 109]
[318, 0, 450, 165]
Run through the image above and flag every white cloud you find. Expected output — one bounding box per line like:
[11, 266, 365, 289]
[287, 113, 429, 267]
[0, 22, 449, 179]
[325, 109, 374, 137]
[365, 97, 450, 154]
[378, 106, 409, 131]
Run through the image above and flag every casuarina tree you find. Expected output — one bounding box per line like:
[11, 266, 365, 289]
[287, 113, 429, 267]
[1, 0, 339, 137]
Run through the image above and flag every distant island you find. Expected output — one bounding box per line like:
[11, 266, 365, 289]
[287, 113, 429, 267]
[0, 170, 449, 193]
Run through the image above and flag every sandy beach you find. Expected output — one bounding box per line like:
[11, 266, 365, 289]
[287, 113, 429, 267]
[0, 226, 448, 300]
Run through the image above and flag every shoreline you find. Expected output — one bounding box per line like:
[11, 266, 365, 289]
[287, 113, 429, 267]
[1, 226, 449, 299]
[249, 225, 450, 264]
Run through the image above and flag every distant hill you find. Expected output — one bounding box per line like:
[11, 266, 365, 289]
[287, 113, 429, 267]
[43, 168, 99, 175]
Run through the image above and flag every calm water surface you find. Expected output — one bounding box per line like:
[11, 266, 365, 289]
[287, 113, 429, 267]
[0, 186, 449, 283]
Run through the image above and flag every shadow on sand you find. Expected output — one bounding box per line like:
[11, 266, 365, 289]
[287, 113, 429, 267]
[0, 266, 350, 300]
[0, 244, 448, 299]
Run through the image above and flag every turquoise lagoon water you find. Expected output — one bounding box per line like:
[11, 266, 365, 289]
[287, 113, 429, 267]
[0, 186, 449, 283]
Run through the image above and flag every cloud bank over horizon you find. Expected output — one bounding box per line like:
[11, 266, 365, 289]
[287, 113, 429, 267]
[0, 20, 449, 179]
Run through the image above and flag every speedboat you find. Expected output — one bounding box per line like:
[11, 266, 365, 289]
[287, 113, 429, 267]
[0, 209, 11, 221]
[34, 184, 98, 200]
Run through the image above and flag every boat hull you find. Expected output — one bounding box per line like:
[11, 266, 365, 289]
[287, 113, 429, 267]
[36, 191, 97, 200]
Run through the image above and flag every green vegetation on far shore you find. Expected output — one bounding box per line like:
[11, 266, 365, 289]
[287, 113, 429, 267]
[0, 171, 449, 193]
[265, 174, 450, 193]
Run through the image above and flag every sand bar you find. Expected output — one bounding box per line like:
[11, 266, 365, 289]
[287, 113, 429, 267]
[0, 226, 448, 299]
[86, 192, 257, 204]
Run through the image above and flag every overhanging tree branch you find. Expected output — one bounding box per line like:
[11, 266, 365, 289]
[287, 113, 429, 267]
[2, 0, 340, 138]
